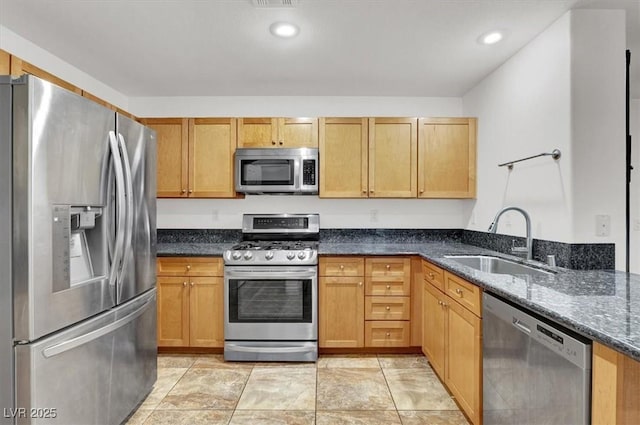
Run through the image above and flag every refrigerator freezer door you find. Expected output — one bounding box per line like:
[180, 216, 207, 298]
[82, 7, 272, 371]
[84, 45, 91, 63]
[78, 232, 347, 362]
[116, 114, 157, 304]
[0, 78, 14, 424]
[12, 76, 117, 342]
[14, 289, 157, 425]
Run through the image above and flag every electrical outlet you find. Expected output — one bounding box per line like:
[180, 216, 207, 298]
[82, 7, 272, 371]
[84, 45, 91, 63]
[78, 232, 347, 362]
[596, 215, 610, 237]
[370, 209, 379, 223]
[634, 218, 640, 231]
[212, 209, 219, 221]
[470, 212, 476, 225]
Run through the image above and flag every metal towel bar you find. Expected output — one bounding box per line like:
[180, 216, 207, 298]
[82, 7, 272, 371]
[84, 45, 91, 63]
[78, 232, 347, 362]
[498, 149, 561, 169]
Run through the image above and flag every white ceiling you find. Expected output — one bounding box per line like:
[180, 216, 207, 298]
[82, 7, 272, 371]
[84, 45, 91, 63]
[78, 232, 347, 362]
[0, 0, 638, 98]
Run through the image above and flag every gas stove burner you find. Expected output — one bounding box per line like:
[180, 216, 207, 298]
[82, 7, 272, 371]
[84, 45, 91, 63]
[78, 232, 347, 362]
[231, 241, 318, 251]
[225, 213, 319, 266]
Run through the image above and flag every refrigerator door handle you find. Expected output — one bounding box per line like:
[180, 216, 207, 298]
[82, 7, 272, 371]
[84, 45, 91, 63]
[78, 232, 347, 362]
[117, 133, 135, 302]
[108, 131, 126, 291]
[42, 297, 154, 358]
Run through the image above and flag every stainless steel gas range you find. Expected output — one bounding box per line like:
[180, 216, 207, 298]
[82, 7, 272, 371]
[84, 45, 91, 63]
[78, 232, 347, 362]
[223, 214, 319, 362]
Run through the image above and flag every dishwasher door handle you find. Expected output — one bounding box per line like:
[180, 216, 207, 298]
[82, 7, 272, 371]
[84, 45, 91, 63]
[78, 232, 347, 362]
[512, 317, 531, 334]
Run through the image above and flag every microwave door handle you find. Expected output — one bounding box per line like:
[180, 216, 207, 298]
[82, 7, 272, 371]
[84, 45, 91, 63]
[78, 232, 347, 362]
[108, 131, 126, 293]
[117, 133, 135, 302]
[294, 158, 301, 189]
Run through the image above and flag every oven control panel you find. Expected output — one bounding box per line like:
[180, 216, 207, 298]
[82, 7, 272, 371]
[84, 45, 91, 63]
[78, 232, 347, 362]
[224, 249, 318, 266]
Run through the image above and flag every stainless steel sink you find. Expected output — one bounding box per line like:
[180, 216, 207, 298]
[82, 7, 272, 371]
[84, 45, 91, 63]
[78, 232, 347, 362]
[445, 255, 554, 277]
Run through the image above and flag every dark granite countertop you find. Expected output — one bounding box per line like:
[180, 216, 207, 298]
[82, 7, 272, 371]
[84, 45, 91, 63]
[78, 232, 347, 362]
[157, 240, 640, 362]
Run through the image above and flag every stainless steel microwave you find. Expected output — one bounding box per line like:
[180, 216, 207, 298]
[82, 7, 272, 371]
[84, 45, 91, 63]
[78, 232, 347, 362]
[235, 148, 318, 194]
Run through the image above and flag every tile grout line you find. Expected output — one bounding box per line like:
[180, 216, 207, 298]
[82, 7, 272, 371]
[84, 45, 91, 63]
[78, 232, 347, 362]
[376, 354, 403, 423]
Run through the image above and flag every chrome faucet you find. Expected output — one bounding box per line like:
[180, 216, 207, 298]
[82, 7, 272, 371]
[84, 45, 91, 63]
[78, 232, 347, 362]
[487, 206, 532, 260]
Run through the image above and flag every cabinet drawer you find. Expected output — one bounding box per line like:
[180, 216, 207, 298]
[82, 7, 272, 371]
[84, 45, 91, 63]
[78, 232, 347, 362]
[423, 260, 445, 291]
[365, 321, 411, 347]
[365, 296, 410, 321]
[365, 277, 410, 296]
[319, 257, 365, 276]
[157, 257, 223, 277]
[444, 271, 482, 317]
[365, 257, 411, 278]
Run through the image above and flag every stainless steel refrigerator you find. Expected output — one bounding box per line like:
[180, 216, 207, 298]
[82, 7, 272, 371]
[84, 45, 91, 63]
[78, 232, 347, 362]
[0, 75, 157, 425]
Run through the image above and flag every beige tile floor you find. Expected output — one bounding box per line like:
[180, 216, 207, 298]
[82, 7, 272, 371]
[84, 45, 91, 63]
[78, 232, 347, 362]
[125, 354, 469, 425]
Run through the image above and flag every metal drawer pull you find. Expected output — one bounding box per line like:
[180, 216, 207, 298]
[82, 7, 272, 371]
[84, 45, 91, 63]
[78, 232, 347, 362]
[182, 281, 187, 287]
[386, 306, 390, 310]
[386, 285, 391, 289]
[340, 265, 344, 270]
[386, 332, 390, 337]
[386, 264, 391, 270]
[455, 288, 463, 295]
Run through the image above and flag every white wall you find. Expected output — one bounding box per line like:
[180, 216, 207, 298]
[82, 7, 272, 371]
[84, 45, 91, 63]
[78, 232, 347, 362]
[463, 10, 627, 270]
[630, 99, 640, 272]
[462, 13, 573, 242]
[0, 25, 129, 110]
[570, 10, 626, 254]
[158, 197, 474, 229]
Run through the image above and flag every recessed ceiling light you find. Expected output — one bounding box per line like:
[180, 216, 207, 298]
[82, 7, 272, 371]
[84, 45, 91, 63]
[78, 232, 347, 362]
[269, 22, 299, 38]
[478, 30, 504, 45]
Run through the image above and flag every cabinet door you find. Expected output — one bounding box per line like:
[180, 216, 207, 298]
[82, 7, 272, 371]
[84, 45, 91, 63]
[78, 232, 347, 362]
[189, 118, 237, 198]
[319, 118, 368, 198]
[280, 118, 318, 147]
[418, 118, 476, 198]
[142, 118, 189, 197]
[189, 277, 224, 347]
[423, 282, 446, 379]
[446, 297, 481, 425]
[592, 342, 640, 425]
[319, 276, 364, 348]
[10, 57, 82, 94]
[237, 118, 278, 147]
[157, 277, 190, 347]
[368, 118, 417, 197]
[0, 50, 10, 74]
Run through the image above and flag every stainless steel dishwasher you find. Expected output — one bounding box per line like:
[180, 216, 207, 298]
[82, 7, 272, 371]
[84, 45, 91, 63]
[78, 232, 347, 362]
[482, 293, 592, 425]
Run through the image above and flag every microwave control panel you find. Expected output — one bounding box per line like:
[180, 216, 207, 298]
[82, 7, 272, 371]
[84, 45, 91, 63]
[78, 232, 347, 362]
[302, 159, 316, 186]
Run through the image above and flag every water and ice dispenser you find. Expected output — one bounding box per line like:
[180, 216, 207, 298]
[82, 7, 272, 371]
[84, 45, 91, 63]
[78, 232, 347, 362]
[51, 205, 108, 292]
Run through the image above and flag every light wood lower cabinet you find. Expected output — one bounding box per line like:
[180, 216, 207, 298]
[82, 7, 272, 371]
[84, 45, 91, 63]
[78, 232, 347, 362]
[592, 342, 640, 425]
[318, 273, 365, 348]
[157, 257, 224, 348]
[422, 260, 482, 425]
[318, 256, 365, 348]
[319, 256, 414, 348]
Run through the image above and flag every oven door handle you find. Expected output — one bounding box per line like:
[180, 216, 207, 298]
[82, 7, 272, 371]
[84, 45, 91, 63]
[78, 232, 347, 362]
[224, 268, 317, 279]
[225, 343, 315, 354]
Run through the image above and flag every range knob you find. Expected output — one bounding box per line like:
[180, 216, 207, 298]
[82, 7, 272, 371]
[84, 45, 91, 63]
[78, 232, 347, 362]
[286, 251, 296, 260]
[297, 251, 306, 259]
[265, 251, 274, 260]
[232, 251, 242, 260]
[243, 251, 253, 260]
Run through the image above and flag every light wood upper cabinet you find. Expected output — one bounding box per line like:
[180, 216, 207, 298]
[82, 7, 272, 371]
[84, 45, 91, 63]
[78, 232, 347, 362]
[319, 118, 368, 198]
[418, 117, 476, 198]
[10, 56, 82, 95]
[189, 118, 237, 197]
[142, 118, 189, 197]
[0, 50, 10, 74]
[142, 118, 237, 198]
[369, 118, 417, 198]
[238, 117, 318, 148]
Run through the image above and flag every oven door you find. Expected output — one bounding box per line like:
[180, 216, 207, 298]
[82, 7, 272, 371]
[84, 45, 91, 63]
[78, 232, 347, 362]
[224, 266, 317, 341]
